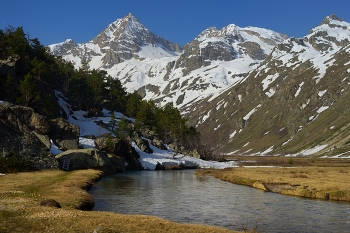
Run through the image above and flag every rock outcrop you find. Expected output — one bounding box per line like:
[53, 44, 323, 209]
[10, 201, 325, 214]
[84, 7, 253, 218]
[0, 102, 82, 170]
[95, 135, 143, 170]
[0, 101, 58, 169]
[49, 118, 80, 150]
[55, 148, 126, 174]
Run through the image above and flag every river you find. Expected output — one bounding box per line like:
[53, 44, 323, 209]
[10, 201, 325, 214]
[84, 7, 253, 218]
[89, 170, 350, 233]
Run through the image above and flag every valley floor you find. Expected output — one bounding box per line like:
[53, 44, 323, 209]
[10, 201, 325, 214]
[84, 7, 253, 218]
[0, 169, 239, 233]
[196, 156, 350, 202]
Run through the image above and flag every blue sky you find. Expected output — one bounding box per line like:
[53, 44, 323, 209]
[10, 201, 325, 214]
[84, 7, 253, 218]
[2, 0, 350, 46]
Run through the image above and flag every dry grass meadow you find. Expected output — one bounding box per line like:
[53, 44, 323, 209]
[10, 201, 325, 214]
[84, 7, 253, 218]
[196, 156, 350, 201]
[0, 169, 240, 233]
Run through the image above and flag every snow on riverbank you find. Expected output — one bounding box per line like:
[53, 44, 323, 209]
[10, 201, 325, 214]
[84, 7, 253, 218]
[134, 142, 237, 170]
[53, 91, 237, 170]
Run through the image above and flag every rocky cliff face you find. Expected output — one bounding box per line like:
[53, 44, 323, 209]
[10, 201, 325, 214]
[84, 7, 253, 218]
[176, 24, 288, 75]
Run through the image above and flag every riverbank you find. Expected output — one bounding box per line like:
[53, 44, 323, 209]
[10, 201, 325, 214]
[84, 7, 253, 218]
[0, 169, 240, 233]
[196, 157, 350, 201]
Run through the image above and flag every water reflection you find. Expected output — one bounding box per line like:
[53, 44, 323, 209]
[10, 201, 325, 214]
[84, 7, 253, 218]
[90, 170, 350, 233]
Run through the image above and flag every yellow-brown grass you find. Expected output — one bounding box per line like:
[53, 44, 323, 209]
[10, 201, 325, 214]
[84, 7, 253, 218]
[196, 165, 350, 201]
[0, 169, 240, 233]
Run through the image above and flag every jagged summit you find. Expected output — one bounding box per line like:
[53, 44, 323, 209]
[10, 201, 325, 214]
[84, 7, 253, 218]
[50, 13, 182, 69]
[177, 23, 288, 76]
[305, 14, 350, 52]
[48, 38, 78, 55]
[99, 13, 148, 42]
[320, 14, 344, 25]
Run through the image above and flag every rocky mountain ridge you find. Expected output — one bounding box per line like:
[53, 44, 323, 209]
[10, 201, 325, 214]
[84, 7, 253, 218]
[49, 13, 288, 110]
[49, 13, 182, 69]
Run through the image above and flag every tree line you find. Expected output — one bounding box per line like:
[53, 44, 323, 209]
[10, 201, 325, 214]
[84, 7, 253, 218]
[0, 26, 201, 149]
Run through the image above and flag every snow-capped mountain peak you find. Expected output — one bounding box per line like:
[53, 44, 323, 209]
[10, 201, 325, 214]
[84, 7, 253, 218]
[320, 14, 347, 28]
[50, 14, 182, 70]
[305, 14, 350, 52]
[100, 13, 149, 42]
[48, 38, 79, 55]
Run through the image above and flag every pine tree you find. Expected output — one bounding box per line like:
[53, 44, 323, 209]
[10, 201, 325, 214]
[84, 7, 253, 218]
[115, 118, 132, 139]
[110, 111, 116, 131]
[16, 74, 39, 106]
[30, 57, 45, 79]
[125, 91, 142, 117]
[106, 76, 127, 112]
[135, 100, 156, 130]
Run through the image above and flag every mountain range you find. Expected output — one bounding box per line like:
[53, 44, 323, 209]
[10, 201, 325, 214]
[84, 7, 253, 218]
[50, 14, 350, 157]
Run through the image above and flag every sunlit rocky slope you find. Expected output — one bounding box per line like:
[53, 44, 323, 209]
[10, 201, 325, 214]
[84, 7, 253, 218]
[187, 15, 350, 157]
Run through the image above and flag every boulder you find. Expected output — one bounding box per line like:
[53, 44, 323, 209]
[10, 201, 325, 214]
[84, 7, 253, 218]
[113, 139, 143, 170]
[132, 134, 153, 153]
[136, 127, 168, 150]
[40, 199, 61, 208]
[168, 142, 201, 159]
[0, 102, 58, 169]
[55, 148, 125, 174]
[95, 135, 143, 170]
[49, 118, 79, 150]
[151, 137, 168, 150]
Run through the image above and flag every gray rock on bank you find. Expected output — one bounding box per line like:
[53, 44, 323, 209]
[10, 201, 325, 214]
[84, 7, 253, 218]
[56, 148, 126, 174]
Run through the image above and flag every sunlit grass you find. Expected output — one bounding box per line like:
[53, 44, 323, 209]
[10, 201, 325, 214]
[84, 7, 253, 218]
[197, 158, 350, 201]
[0, 169, 240, 233]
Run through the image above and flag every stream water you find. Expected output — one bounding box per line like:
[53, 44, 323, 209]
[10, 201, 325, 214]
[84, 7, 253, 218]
[89, 170, 350, 233]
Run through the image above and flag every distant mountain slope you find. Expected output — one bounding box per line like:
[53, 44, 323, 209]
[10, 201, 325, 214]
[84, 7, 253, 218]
[186, 15, 350, 157]
[49, 13, 287, 110]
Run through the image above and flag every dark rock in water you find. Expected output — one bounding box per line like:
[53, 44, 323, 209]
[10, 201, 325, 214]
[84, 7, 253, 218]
[40, 199, 61, 208]
[155, 161, 198, 170]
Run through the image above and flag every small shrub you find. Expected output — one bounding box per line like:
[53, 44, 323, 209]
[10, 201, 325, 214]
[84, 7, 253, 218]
[0, 156, 37, 173]
[290, 173, 308, 178]
[288, 158, 294, 165]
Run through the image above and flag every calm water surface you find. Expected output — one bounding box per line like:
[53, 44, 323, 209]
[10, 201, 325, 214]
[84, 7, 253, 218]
[89, 170, 350, 233]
